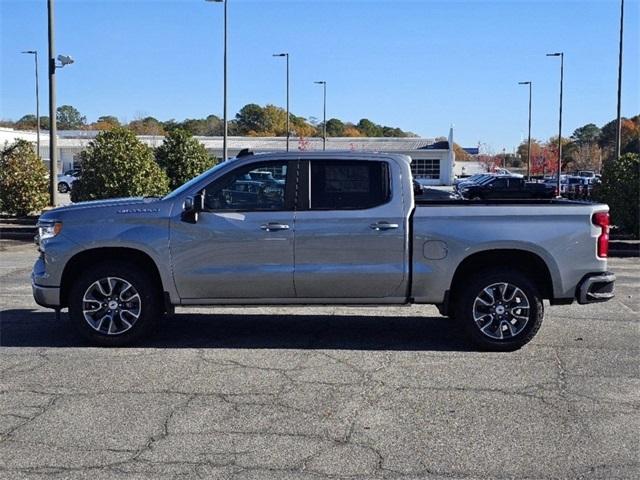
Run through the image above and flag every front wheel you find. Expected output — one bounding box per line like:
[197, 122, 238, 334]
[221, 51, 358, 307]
[68, 262, 161, 346]
[454, 268, 543, 351]
[57, 182, 69, 193]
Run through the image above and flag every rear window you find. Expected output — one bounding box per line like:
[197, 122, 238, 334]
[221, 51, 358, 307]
[310, 160, 390, 210]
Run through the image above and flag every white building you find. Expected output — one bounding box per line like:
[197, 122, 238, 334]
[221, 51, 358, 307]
[1, 127, 457, 185]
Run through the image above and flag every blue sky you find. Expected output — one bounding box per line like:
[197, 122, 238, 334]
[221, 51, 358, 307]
[1, 0, 638, 150]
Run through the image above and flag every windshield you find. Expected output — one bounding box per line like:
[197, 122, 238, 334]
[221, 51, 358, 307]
[163, 161, 230, 200]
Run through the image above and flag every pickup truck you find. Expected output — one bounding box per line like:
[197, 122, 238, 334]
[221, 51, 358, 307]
[32, 151, 615, 350]
[459, 176, 556, 200]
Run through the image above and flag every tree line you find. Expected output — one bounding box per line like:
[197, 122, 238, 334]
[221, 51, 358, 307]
[1, 103, 417, 138]
[475, 114, 639, 175]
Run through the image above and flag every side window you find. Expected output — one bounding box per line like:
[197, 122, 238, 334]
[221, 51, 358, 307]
[310, 160, 390, 210]
[203, 161, 289, 211]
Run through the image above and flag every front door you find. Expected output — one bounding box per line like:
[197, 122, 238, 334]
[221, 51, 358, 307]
[293, 159, 408, 299]
[170, 160, 297, 300]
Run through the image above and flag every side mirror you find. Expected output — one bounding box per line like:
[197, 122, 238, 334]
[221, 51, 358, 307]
[182, 191, 205, 223]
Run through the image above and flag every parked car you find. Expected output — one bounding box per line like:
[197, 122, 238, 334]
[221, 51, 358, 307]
[57, 168, 81, 193]
[33, 151, 614, 351]
[545, 175, 584, 196]
[493, 168, 524, 178]
[459, 176, 556, 199]
[577, 170, 597, 179]
[454, 173, 494, 192]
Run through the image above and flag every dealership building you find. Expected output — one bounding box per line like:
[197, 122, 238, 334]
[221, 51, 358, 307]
[1, 127, 458, 185]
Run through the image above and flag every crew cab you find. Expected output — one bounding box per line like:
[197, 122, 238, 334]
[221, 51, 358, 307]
[460, 176, 556, 199]
[33, 152, 615, 350]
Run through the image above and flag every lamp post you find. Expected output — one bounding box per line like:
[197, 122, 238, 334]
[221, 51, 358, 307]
[273, 53, 289, 151]
[615, 0, 625, 161]
[314, 81, 326, 150]
[47, 0, 74, 207]
[518, 81, 532, 179]
[547, 52, 564, 196]
[21, 50, 40, 158]
[205, 0, 228, 161]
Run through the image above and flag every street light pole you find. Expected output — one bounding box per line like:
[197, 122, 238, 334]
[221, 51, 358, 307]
[47, 0, 58, 207]
[273, 53, 289, 151]
[615, 0, 625, 161]
[314, 81, 326, 150]
[206, 0, 228, 160]
[518, 81, 532, 179]
[547, 52, 564, 196]
[22, 50, 40, 158]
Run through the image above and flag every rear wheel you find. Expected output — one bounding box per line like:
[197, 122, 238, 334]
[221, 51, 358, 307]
[454, 268, 543, 351]
[57, 182, 69, 193]
[68, 262, 161, 346]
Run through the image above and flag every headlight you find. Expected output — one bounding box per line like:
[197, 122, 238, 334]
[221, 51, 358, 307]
[37, 221, 63, 241]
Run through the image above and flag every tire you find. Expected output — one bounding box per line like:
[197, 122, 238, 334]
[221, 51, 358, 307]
[454, 268, 543, 351]
[68, 261, 161, 346]
[58, 182, 69, 193]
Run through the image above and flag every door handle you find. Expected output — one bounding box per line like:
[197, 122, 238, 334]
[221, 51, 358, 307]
[369, 221, 399, 231]
[260, 222, 290, 232]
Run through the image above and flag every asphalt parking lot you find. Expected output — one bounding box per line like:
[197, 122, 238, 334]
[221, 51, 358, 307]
[1, 240, 638, 479]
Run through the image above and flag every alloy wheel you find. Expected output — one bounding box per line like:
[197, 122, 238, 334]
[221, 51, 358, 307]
[82, 277, 141, 335]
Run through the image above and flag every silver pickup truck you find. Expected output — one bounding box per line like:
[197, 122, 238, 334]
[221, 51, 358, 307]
[32, 151, 615, 350]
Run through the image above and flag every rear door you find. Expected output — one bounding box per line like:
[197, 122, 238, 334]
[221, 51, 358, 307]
[293, 158, 407, 299]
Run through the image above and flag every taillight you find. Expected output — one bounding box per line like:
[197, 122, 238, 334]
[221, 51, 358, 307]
[592, 211, 610, 258]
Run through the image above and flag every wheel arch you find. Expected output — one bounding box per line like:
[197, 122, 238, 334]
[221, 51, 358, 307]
[60, 247, 166, 310]
[449, 249, 554, 304]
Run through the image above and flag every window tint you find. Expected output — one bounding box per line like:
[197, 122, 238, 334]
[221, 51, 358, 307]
[310, 160, 390, 210]
[204, 161, 289, 211]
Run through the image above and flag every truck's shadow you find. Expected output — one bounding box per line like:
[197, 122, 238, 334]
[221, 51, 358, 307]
[0, 309, 471, 351]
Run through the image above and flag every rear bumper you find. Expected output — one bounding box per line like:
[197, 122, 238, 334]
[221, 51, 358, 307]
[32, 277, 61, 309]
[576, 272, 616, 304]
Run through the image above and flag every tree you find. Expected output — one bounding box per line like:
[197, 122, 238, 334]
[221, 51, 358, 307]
[594, 153, 639, 236]
[92, 115, 120, 131]
[599, 117, 640, 153]
[290, 114, 316, 137]
[453, 143, 470, 162]
[56, 105, 86, 129]
[325, 118, 345, 137]
[571, 123, 601, 145]
[262, 105, 288, 136]
[343, 125, 363, 137]
[356, 118, 382, 137]
[71, 127, 169, 201]
[478, 154, 499, 173]
[14, 114, 38, 130]
[128, 116, 165, 135]
[0, 140, 49, 216]
[155, 129, 216, 190]
[235, 104, 266, 135]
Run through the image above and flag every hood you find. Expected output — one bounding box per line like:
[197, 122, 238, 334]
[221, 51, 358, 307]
[38, 197, 162, 221]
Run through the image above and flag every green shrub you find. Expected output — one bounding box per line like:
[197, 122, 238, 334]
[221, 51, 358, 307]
[155, 129, 216, 190]
[0, 140, 49, 216]
[594, 153, 639, 237]
[72, 128, 170, 202]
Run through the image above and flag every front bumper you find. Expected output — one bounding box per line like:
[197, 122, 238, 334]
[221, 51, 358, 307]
[32, 277, 61, 308]
[577, 272, 616, 304]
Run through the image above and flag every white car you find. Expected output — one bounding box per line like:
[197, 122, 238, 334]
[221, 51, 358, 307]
[57, 168, 80, 193]
[493, 168, 524, 178]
